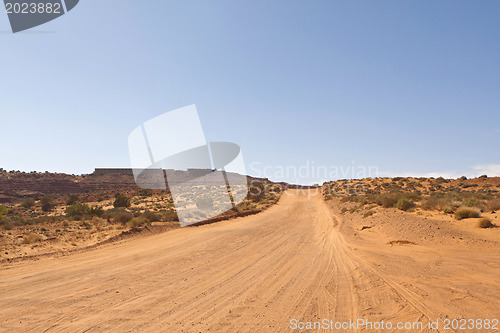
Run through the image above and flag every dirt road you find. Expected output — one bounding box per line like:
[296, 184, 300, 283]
[1, 190, 498, 332]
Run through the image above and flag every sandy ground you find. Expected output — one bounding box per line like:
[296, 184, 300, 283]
[0, 190, 498, 332]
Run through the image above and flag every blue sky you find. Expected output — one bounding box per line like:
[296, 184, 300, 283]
[1, 1, 499, 184]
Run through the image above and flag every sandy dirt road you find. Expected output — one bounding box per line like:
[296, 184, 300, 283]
[0, 190, 498, 332]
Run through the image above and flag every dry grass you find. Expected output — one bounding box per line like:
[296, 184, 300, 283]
[477, 218, 495, 229]
[395, 198, 416, 211]
[486, 199, 500, 212]
[363, 210, 375, 218]
[387, 240, 417, 246]
[454, 207, 481, 220]
[23, 233, 42, 244]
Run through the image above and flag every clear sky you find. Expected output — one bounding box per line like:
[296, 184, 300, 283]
[1, 1, 499, 184]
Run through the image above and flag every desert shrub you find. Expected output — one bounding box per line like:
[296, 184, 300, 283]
[357, 197, 368, 208]
[403, 192, 422, 201]
[162, 210, 179, 222]
[463, 198, 483, 208]
[65, 203, 91, 219]
[442, 206, 455, 214]
[115, 211, 134, 224]
[375, 193, 401, 208]
[142, 210, 161, 223]
[486, 199, 500, 212]
[477, 218, 494, 228]
[396, 198, 415, 211]
[102, 207, 124, 219]
[21, 198, 35, 208]
[138, 189, 153, 197]
[40, 196, 55, 212]
[0, 204, 7, 219]
[435, 177, 448, 184]
[340, 207, 348, 214]
[363, 210, 375, 218]
[66, 194, 80, 205]
[454, 207, 481, 220]
[113, 193, 131, 208]
[23, 233, 42, 244]
[81, 221, 91, 229]
[0, 218, 14, 230]
[90, 206, 104, 217]
[421, 195, 456, 211]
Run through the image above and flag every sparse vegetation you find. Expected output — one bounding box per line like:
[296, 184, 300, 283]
[442, 206, 455, 214]
[477, 218, 494, 228]
[66, 194, 80, 205]
[486, 200, 500, 212]
[0, 204, 8, 219]
[455, 207, 481, 220]
[142, 210, 161, 223]
[363, 210, 375, 218]
[113, 193, 131, 208]
[23, 233, 42, 244]
[395, 198, 415, 211]
[65, 203, 91, 219]
[40, 196, 55, 212]
[375, 193, 400, 208]
[323, 176, 500, 219]
[21, 198, 35, 208]
[115, 211, 134, 224]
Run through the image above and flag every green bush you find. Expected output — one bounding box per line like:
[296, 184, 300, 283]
[65, 203, 90, 219]
[463, 198, 483, 208]
[396, 198, 415, 211]
[375, 193, 401, 208]
[40, 196, 55, 212]
[21, 198, 35, 208]
[454, 207, 481, 220]
[115, 211, 134, 224]
[138, 189, 153, 197]
[113, 193, 131, 208]
[142, 210, 161, 223]
[66, 194, 80, 205]
[90, 206, 104, 217]
[0, 204, 8, 219]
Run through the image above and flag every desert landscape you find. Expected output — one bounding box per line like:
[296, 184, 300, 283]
[2, 1, 499, 332]
[0, 172, 498, 332]
[0, 169, 285, 261]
